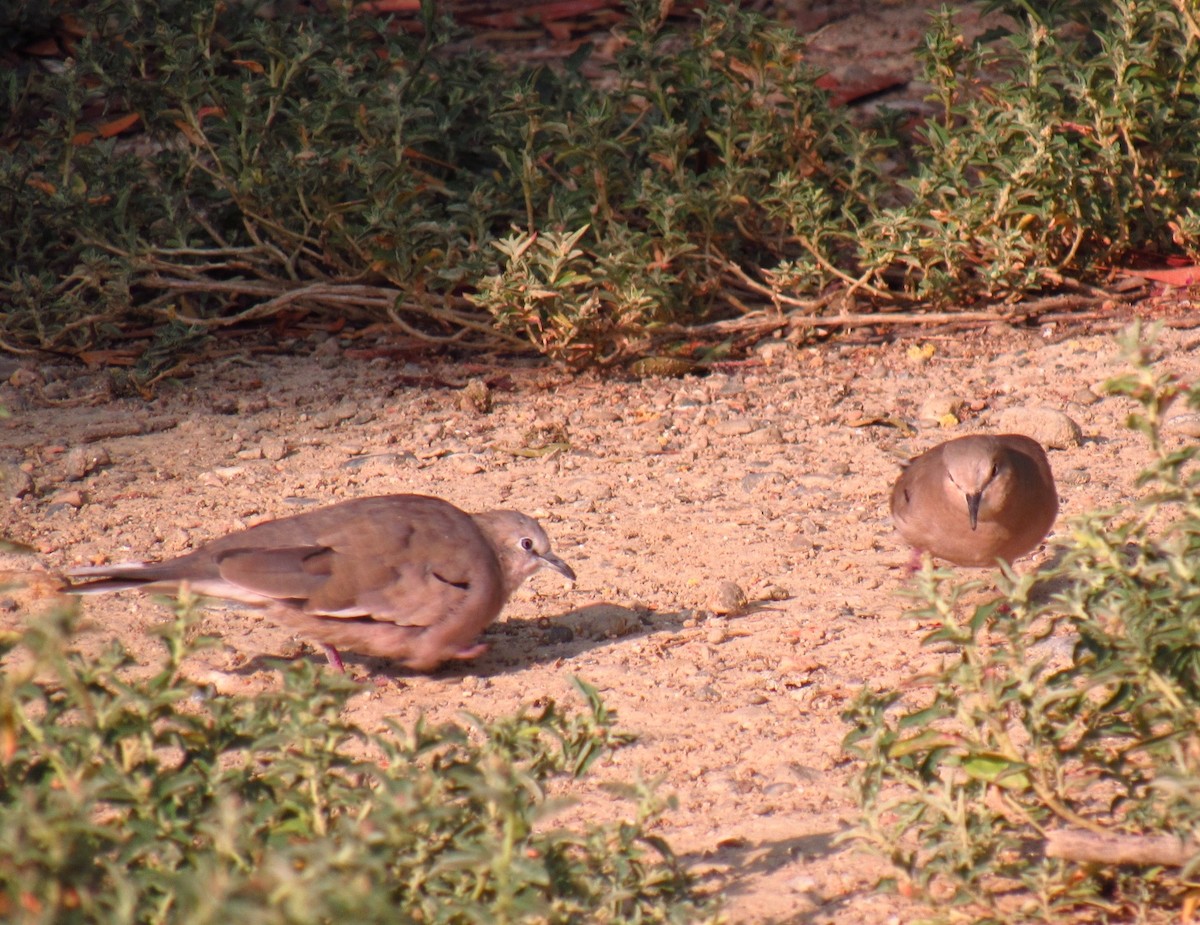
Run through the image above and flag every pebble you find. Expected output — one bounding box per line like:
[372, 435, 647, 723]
[312, 405, 358, 429]
[741, 471, 785, 494]
[1165, 412, 1200, 439]
[238, 396, 270, 414]
[996, 406, 1082, 448]
[47, 489, 85, 512]
[451, 454, 485, 475]
[744, 425, 785, 445]
[64, 445, 111, 482]
[709, 580, 748, 616]
[714, 418, 757, 437]
[261, 437, 288, 461]
[756, 584, 790, 602]
[460, 378, 492, 414]
[918, 393, 964, 426]
[0, 463, 33, 499]
[558, 603, 641, 640]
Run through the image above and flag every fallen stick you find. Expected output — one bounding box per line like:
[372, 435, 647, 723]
[1045, 828, 1199, 867]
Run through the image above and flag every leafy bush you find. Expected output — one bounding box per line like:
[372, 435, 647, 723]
[844, 326, 1200, 922]
[0, 604, 711, 924]
[2, 0, 1199, 367]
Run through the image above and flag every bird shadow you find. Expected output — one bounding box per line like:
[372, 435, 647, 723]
[231, 601, 705, 680]
[681, 827, 884, 924]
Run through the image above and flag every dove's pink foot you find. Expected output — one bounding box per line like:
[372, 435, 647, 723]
[321, 644, 346, 672]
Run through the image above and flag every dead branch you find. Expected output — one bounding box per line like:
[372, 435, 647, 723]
[1045, 828, 1199, 868]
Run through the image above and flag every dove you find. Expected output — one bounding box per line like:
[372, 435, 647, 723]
[65, 494, 575, 672]
[889, 434, 1058, 567]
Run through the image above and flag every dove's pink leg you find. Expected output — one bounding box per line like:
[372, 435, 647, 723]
[321, 644, 346, 672]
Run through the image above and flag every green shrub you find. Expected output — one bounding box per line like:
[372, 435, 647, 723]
[0, 604, 711, 924]
[844, 325, 1200, 922]
[3, 0, 1199, 366]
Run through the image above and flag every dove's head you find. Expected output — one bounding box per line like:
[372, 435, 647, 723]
[942, 436, 1014, 530]
[473, 510, 576, 595]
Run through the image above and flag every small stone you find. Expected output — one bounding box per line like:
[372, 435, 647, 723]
[63, 445, 111, 482]
[314, 337, 341, 369]
[713, 418, 757, 437]
[460, 378, 492, 414]
[237, 396, 269, 414]
[740, 471, 784, 494]
[452, 454, 485, 475]
[0, 463, 33, 499]
[709, 580, 748, 616]
[9, 367, 42, 388]
[558, 603, 641, 640]
[312, 405, 357, 429]
[918, 393, 964, 426]
[261, 437, 288, 461]
[1166, 412, 1200, 439]
[541, 623, 574, 645]
[758, 584, 790, 602]
[47, 489, 85, 511]
[1071, 386, 1101, 406]
[996, 406, 1082, 448]
[744, 425, 785, 445]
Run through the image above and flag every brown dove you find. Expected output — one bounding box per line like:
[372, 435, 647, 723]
[890, 434, 1058, 567]
[65, 494, 575, 672]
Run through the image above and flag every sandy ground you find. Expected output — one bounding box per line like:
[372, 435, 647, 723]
[4, 312, 1200, 922]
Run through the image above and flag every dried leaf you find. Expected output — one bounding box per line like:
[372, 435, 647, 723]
[98, 112, 141, 138]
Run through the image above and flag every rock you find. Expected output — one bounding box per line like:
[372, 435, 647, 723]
[63, 445, 111, 482]
[261, 437, 288, 461]
[1166, 412, 1200, 439]
[313, 337, 341, 369]
[460, 377, 492, 414]
[709, 580, 748, 616]
[557, 603, 641, 640]
[451, 454, 485, 475]
[744, 426, 785, 445]
[47, 489, 85, 512]
[918, 393, 964, 426]
[0, 463, 33, 499]
[741, 471, 785, 494]
[756, 583, 790, 602]
[312, 405, 357, 429]
[713, 418, 757, 437]
[540, 623, 574, 645]
[238, 396, 270, 415]
[996, 406, 1082, 448]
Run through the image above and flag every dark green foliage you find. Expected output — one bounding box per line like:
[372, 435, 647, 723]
[844, 326, 1200, 922]
[0, 606, 711, 924]
[2, 0, 1199, 365]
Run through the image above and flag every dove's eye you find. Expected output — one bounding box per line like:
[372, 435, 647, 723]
[520, 537, 534, 552]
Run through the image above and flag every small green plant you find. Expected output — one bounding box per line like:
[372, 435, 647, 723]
[844, 325, 1200, 922]
[0, 603, 713, 924]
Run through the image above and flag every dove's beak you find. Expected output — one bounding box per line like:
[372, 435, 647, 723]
[541, 552, 576, 582]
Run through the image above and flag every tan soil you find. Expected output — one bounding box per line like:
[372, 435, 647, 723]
[5, 314, 1200, 922]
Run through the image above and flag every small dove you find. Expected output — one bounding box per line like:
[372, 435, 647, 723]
[65, 494, 575, 672]
[890, 434, 1058, 567]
